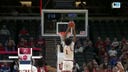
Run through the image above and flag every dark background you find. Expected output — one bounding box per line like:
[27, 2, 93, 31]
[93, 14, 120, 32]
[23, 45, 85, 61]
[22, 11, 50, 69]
[0, 0, 127, 16]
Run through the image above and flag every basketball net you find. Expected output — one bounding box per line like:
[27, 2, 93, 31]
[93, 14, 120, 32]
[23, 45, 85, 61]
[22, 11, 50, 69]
[58, 32, 71, 38]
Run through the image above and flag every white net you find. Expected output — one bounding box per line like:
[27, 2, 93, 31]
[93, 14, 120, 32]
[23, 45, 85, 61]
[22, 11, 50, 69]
[58, 32, 71, 38]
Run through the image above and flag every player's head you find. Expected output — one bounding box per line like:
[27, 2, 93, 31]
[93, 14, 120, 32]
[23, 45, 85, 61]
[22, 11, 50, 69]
[64, 38, 72, 45]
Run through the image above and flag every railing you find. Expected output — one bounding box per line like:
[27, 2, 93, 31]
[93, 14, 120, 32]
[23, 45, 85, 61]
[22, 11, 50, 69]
[0, 48, 41, 54]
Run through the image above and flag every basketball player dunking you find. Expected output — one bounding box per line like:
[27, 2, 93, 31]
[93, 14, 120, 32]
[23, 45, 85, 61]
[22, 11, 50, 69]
[60, 21, 76, 72]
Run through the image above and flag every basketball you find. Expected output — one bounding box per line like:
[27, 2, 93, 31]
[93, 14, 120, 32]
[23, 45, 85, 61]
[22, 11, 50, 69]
[68, 21, 75, 27]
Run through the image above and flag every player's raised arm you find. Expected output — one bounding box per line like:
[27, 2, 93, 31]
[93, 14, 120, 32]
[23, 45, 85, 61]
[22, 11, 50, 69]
[72, 24, 76, 42]
[63, 26, 70, 41]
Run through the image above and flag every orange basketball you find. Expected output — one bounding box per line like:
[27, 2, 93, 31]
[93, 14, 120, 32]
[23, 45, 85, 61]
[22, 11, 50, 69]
[68, 21, 75, 27]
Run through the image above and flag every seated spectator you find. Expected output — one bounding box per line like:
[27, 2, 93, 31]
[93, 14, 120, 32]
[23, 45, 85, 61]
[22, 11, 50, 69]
[112, 66, 119, 72]
[75, 41, 83, 53]
[83, 65, 89, 72]
[121, 37, 127, 45]
[105, 65, 112, 72]
[85, 36, 90, 43]
[0, 25, 11, 44]
[108, 47, 118, 67]
[28, 37, 36, 48]
[109, 56, 118, 68]
[36, 58, 48, 72]
[86, 60, 93, 72]
[92, 59, 100, 72]
[18, 27, 29, 39]
[5, 37, 16, 51]
[104, 37, 111, 51]
[0, 25, 10, 36]
[36, 36, 46, 57]
[111, 37, 119, 48]
[83, 41, 96, 63]
[17, 37, 28, 48]
[100, 57, 109, 70]
[98, 45, 106, 59]
[0, 62, 10, 72]
[36, 36, 45, 48]
[120, 51, 128, 71]
[108, 47, 117, 57]
[116, 42, 123, 57]
[95, 36, 105, 49]
[83, 40, 88, 48]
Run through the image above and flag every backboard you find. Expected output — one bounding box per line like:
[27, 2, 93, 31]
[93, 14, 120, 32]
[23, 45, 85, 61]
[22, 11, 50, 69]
[41, 9, 88, 37]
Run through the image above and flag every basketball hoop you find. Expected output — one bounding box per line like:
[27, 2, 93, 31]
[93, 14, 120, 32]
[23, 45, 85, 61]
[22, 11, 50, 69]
[58, 32, 71, 38]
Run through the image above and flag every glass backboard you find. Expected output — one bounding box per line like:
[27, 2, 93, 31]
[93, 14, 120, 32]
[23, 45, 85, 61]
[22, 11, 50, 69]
[41, 9, 88, 37]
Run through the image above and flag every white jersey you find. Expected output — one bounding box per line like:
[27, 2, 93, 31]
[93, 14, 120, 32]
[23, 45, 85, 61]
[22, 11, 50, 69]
[62, 41, 75, 60]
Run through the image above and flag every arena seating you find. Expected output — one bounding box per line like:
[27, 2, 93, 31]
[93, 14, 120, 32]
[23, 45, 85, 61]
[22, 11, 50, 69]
[89, 19, 128, 42]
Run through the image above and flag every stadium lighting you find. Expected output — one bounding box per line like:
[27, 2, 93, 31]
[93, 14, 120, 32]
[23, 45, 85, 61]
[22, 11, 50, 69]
[75, 1, 86, 8]
[20, 1, 32, 7]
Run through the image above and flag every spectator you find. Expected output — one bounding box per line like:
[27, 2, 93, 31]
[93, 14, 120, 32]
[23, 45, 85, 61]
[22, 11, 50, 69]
[36, 58, 48, 72]
[17, 37, 28, 48]
[83, 40, 96, 63]
[5, 37, 16, 51]
[0, 62, 10, 72]
[85, 36, 90, 42]
[83, 40, 88, 48]
[36, 36, 46, 57]
[109, 56, 118, 68]
[92, 59, 100, 72]
[28, 37, 36, 48]
[111, 37, 119, 48]
[83, 66, 89, 72]
[95, 36, 105, 49]
[112, 66, 119, 72]
[36, 36, 46, 48]
[100, 57, 110, 71]
[121, 37, 127, 45]
[0, 25, 10, 36]
[86, 60, 93, 72]
[120, 51, 128, 71]
[108, 47, 117, 57]
[98, 45, 106, 59]
[0, 25, 11, 44]
[83, 63, 89, 72]
[19, 27, 29, 39]
[104, 37, 111, 51]
[75, 41, 83, 53]
[117, 42, 123, 57]
[105, 65, 112, 72]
